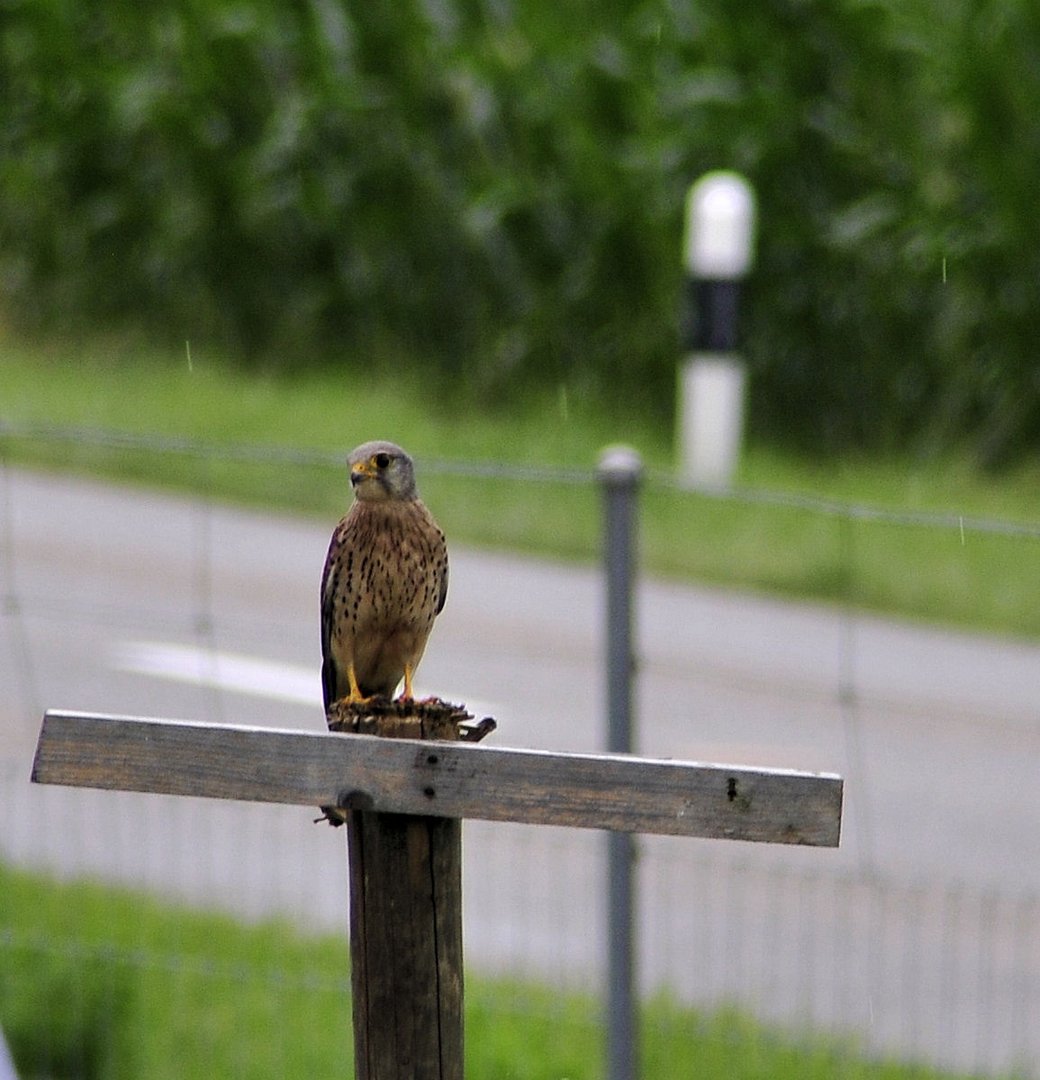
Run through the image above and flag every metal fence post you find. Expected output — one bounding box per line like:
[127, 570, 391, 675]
[598, 444, 644, 1080]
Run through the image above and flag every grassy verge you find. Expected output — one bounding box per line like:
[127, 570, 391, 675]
[0, 862, 979, 1080]
[1, 337, 1038, 637]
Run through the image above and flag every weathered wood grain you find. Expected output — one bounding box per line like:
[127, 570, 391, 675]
[346, 713, 464, 1080]
[31, 710, 842, 846]
[348, 806, 463, 1079]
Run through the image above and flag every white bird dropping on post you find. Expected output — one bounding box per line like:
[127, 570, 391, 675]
[679, 171, 756, 488]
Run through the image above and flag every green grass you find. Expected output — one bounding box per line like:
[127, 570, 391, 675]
[0, 861, 985, 1080]
[1, 335, 1038, 638]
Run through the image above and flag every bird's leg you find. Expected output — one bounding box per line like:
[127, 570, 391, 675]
[345, 663, 369, 704]
[399, 664, 441, 706]
[399, 663, 416, 702]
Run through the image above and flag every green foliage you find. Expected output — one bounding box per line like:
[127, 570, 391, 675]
[0, 863, 984, 1080]
[1, 0, 1039, 458]
[0, 863, 353, 1079]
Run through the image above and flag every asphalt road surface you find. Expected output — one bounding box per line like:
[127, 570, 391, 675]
[2, 466, 1038, 1072]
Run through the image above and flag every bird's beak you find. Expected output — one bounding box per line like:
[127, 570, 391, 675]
[350, 461, 376, 487]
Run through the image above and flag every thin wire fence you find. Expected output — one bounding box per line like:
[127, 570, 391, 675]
[1, 424, 1039, 1078]
[3, 416, 1040, 535]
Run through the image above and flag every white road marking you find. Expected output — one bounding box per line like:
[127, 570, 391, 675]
[111, 640, 321, 705]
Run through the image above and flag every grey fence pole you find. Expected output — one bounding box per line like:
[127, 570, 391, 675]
[597, 445, 644, 1080]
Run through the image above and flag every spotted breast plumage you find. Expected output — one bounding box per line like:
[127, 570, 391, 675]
[320, 440, 448, 709]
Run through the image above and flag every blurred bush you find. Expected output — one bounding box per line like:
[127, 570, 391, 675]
[1, 0, 1038, 460]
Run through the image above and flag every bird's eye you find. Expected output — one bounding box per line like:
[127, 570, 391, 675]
[374, 452, 391, 469]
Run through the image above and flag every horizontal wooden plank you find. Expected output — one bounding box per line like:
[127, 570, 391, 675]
[32, 711, 842, 846]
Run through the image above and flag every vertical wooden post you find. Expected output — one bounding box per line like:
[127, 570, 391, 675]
[336, 709, 464, 1080]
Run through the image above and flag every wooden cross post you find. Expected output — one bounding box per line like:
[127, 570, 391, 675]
[32, 707, 842, 1080]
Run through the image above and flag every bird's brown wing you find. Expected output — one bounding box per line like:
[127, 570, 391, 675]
[319, 522, 344, 713]
[436, 545, 448, 616]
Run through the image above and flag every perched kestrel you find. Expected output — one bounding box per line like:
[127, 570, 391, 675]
[320, 441, 448, 709]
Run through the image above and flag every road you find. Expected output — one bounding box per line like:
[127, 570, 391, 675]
[2, 466, 1038, 1073]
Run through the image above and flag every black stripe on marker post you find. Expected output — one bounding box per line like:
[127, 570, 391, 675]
[683, 278, 742, 353]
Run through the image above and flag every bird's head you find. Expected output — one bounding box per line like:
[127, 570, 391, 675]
[348, 441, 418, 502]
